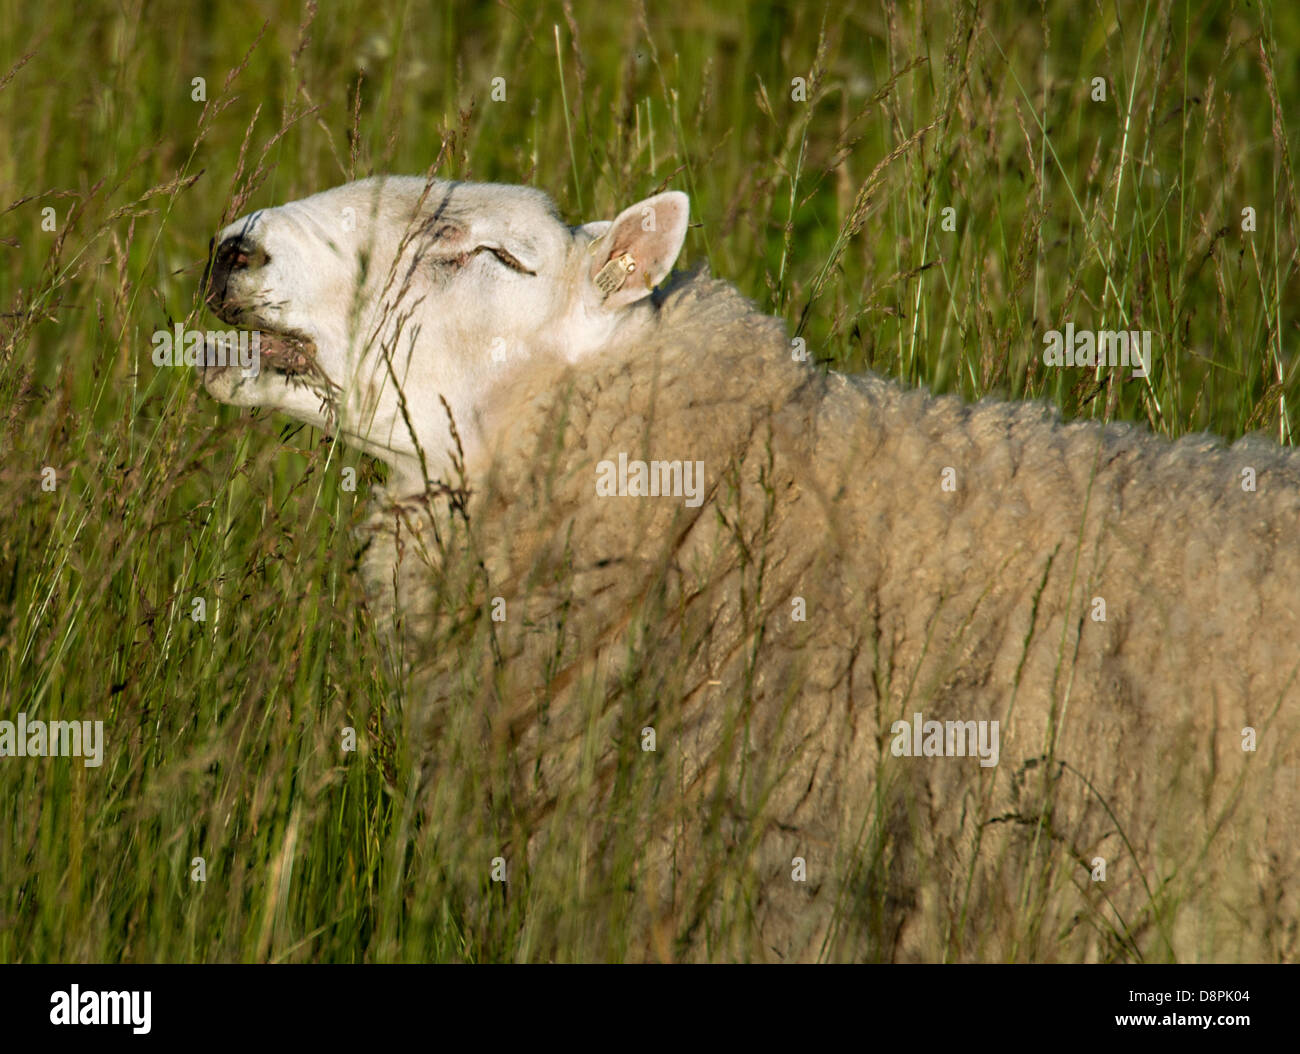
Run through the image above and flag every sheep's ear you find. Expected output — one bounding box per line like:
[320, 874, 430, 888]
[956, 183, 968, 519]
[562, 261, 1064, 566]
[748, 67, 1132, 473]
[586, 192, 688, 310]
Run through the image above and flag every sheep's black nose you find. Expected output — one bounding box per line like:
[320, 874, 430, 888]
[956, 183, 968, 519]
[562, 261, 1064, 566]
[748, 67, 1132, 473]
[204, 235, 267, 313]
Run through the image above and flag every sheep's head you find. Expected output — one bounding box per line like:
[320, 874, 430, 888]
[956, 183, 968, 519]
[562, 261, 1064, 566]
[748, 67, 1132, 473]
[201, 176, 688, 492]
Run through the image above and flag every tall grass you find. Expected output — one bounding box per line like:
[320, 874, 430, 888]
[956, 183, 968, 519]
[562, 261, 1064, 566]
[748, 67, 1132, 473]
[0, 0, 1295, 961]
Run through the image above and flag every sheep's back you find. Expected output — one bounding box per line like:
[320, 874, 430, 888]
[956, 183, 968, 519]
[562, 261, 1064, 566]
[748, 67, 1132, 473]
[361, 275, 1299, 961]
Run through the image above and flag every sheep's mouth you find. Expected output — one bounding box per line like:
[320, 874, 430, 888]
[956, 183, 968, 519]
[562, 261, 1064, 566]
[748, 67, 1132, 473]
[203, 325, 320, 380]
[205, 288, 320, 379]
[251, 327, 318, 377]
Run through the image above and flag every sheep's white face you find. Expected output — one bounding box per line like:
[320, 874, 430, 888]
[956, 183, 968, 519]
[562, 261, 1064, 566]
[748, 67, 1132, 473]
[201, 177, 688, 492]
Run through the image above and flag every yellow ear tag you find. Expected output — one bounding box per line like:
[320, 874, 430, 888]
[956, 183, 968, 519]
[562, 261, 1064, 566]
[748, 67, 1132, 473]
[594, 252, 637, 296]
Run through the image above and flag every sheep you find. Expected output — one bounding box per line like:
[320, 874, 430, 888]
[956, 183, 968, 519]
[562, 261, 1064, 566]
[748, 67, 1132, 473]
[201, 176, 1300, 962]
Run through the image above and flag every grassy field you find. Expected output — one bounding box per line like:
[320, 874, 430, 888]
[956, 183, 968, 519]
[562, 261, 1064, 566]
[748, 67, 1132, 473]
[1, 0, 1296, 962]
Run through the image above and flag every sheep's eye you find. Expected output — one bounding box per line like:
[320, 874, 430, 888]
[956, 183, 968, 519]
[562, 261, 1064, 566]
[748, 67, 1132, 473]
[432, 245, 536, 276]
[478, 245, 535, 275]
